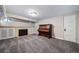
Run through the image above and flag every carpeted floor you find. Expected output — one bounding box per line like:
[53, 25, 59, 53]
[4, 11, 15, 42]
[0, 34, 79, 53]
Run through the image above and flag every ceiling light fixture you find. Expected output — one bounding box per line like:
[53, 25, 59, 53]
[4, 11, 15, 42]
[28, 9, 39, 17]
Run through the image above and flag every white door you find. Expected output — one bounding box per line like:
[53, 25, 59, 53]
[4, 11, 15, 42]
[64, 15, 76, 42]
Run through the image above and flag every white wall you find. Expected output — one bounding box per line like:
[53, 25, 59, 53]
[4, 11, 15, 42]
[0, 28, 16, 40]
[0, 17, 35, 39]
[35, 16, 64, 39]
[76, 14, 79, 44]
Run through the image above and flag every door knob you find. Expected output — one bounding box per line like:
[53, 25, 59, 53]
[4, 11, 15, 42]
[64, 29, 66, 31]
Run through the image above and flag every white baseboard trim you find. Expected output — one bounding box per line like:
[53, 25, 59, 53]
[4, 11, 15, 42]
[52, 37, 63, 40]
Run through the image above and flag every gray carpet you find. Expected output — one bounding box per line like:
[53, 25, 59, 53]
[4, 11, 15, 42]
[0, 34, 79, 53]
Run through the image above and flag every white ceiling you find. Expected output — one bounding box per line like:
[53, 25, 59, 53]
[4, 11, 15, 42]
[5, 5, 79, 20]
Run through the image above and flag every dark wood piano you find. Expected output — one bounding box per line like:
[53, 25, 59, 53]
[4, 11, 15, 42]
[38, 24, 52, 38]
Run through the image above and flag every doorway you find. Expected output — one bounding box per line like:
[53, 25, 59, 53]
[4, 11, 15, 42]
[64, 14, 76, 42]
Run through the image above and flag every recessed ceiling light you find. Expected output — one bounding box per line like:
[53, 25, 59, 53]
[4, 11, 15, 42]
[28, 9, 39, 17]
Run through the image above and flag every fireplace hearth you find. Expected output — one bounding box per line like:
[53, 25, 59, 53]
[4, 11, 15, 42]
[19, 29, 28, 36]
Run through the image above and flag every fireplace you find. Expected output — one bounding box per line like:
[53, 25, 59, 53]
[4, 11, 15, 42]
[19, 29, 28, 36]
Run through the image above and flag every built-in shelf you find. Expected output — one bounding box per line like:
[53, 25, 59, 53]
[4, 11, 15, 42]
[0, 28, 16, 40]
